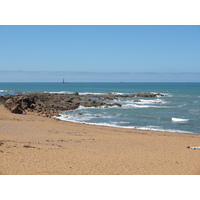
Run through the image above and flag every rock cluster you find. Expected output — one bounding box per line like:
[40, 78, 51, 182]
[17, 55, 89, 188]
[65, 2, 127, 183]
[132, 93, 165, 97]
[0, 94, 12, 105]
[0, 92, 165, 118]
[80, 92, 165, 98]
[0, 92, 121, 117]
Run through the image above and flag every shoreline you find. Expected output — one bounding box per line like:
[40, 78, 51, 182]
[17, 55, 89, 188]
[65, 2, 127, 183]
[1, 105, 200, 175]
[55, 114, 196, 135]
[1, 91, 197, 134]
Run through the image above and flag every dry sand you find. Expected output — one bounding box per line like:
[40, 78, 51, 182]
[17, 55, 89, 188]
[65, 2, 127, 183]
[0, 105, 200, 175]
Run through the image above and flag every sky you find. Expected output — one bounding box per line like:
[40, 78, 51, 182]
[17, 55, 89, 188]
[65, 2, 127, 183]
[0, 25, 200, 82]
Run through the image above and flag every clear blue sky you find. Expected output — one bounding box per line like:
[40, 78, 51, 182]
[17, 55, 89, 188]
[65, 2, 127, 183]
[0, 25, 200, 82]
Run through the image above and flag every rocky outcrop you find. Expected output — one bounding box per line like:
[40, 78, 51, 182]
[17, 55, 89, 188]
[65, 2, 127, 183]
[79, 92, 165, 99]
[0, 95, 12, 105]
[4, 96, 31, 114]
[1, 92, 165, 118]
[133, 100, 141, 102]
[132, 93, 165, 97]
[2, 92, 122, 117]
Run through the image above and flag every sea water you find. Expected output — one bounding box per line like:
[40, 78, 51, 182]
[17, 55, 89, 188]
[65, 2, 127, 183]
[0, 82, 200, 134]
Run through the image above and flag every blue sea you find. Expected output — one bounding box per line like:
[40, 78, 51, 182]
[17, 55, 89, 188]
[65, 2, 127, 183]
[0, 82, 200, 134]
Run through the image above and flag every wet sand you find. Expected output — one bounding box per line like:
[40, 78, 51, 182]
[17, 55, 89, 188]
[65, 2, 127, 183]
[0, 105, 200, 175]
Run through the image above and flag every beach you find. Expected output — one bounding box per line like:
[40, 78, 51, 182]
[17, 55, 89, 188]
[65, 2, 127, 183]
[0, 105, 200, 175]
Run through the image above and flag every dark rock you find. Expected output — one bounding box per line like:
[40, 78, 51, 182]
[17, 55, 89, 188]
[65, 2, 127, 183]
[4, 94, 12, 98]
[63, 98, 72, 103]
[73, 92, 79, 96]
[81, 98, 91, 102]
[23, 145, 36, 148]
[5, 98, 14, 108]
[21, 101, 29, 110]
[133, 100, 141, 102]
[132, 93, 165, 97]
[0, 96, 7, 105]
[105, 103, 122, 107]
[11, 104, 23, 114]
[0, 142, 4, 146]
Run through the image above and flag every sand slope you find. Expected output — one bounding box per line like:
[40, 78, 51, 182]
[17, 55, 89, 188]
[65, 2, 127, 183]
[0, 105, 200, 175]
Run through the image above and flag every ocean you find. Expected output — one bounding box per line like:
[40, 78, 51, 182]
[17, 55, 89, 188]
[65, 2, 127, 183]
[0, 82, 200, 134]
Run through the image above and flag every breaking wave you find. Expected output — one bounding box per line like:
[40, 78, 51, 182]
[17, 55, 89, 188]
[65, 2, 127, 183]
[171, 118, 189, 122]
[0, 89, 12, 93]
[55, 114, 194, 134]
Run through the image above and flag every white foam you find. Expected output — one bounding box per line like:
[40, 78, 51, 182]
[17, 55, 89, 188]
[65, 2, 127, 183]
[46, 91, 74, 94]
[55, 114, 116, 127]
[79, 92, 126, 95]
[136, 126, 193, 134]
[57, 112, 113, 123]
[79, 92, 105, 95]
[123, 104, 152, 108]
[171, 118, 189, 122]
[0, 89, 12, 92]
[110, 92, 126, 95]
[114, 98, 168, 106]
[55, 115, 194, 134]
[122, 104, 169, 108]
[55, 115, 136, 129]
[77, 105, 105, 110]
[135, 99, 167, 104]
[76, 104, 123, 110]
[115, 121, 130, 124]
[159, 93, 173, 97]
[136, 126, 162, 131]
[115, 113, 127, 116]
[83, 113, 113, 119]
[139, 92, 170, 97]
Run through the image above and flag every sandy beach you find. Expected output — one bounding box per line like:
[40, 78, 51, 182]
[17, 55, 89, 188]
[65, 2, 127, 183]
[0, 105, 200, 175]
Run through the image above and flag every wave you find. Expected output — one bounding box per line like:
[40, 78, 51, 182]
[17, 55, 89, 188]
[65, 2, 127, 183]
[136, 126, 193, 134]
[58, 112, 114, 122]
[133, 99, 168, 104]
[55, 115, 194, 134]
[123, 104, 153, 108]
[79, 92, 126, 95]
[45, 91, 74, 94]
[76, 105, 106, 110]
[0, 89, 12, 93]
[116, 98, 166, 103]
[143, 92, 172, 97]
[122, 104, 170, 108]
[114, 121, 130, 124]
[79, 92, 107, 95]
[160, 93, 173, 97]
[55, 114, 136, 129]
[63, 103, 171, 110]
[45, 91, 128, 95]
[115, 113, 128, 116]
[171, 118, 189, 122]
